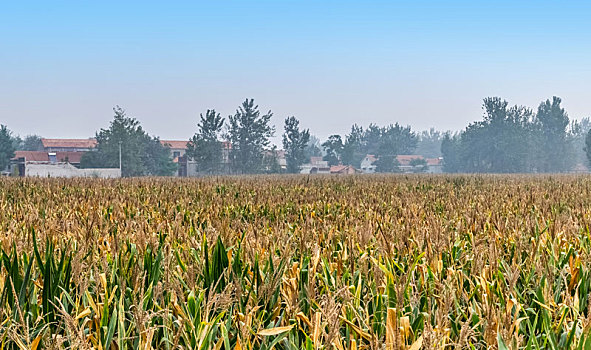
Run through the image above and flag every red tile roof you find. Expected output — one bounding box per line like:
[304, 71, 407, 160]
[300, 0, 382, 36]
[160, 140, 190, 150]
[330, 165, 357, 174]
[13, 151, 84, 163]
[396, 155, 424, 166]
[41, 138, 97, 149]
[426, 158, 442, 166]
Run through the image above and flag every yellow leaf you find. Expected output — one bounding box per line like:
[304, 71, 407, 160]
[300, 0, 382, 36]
[258, 324, 294, 336]
[31, 335, 42, 350]
[409, 335, 423, 350]
[340, 317, 372, 341]
[296, 312, 313, 328]
[75, 307, 92, 320]
[385, 308, 396, 350]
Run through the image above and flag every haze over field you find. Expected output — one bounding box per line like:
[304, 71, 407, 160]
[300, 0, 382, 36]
[2, 1, 591, 143]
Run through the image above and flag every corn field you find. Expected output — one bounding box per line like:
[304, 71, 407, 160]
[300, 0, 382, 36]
[2, 175, 591, 349]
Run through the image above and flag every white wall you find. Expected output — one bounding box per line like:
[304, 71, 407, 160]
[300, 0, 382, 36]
[25, 163, 121, 178]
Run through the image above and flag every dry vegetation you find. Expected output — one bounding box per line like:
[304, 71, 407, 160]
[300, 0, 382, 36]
[1, 175, 591, 349]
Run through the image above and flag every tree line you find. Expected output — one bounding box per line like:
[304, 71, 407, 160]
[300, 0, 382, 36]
[442, 97, 590, 173]
[1, 96, 590, 176]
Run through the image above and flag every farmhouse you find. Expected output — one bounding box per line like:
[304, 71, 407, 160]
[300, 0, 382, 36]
[11, 151, 119, 178]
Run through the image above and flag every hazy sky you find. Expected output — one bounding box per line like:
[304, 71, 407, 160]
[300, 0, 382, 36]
[2, 1, 591, 144]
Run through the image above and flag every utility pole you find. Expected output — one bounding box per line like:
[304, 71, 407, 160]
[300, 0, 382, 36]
[119, 141, 122, 176]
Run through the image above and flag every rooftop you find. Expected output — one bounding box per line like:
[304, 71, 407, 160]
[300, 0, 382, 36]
[41, 138, 97, 149]
[13, 151, 84, 164]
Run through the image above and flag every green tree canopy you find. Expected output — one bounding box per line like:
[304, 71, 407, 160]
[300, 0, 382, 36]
[187, 109, 225, 174]
[282, 116, 310, 173]
[227, 99, 274, 174]
[439, 96, 580, 173]
[322, 135, 343, 166]
[0, 125, 16, 171]
[585, 129, 591, 168]
[535, 96, 573, 172]
[304, 135, 322, 159]
[19, 135, 44, 151]
[81, 106, 176, 177]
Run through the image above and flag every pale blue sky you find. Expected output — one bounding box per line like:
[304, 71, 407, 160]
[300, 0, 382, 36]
[1, 1, 590, 143]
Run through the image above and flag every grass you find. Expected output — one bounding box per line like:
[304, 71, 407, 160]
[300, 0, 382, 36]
[1, 174, 591, 349]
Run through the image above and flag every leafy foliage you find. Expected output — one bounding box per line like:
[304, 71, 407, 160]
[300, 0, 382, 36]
[81, 106, 176, 176]
[187, 109, 225, 174]
[282, 116, 310, 173]
[0, 125, 16, 171]
[441, 96, 580, 173]
[321, 134, 343, 166]
[227, 99, 275, 174]
[19, 135, 44, 151]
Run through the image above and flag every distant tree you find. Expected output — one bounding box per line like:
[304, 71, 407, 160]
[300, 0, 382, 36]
[445, 97, 535, 173]
[378, 123, 417, 155]
[81, 106, 176, 176]
[535, 97, 572, 172]
[341, 124, 364, 167]
[227, 99, 275, 174]
[322, 135, 343, 166]
[374, 155, 400, 173]
[415, 128, 443, 158]
[11, 135, 23, 151]
[585, 129, 591, 167]
[409, 157, 428, 173]
[263, 145, 282, 174]
[145, 137, 178, 176]
[373, 123, 418, 172]
[570, 117, 591, 167]
[187, 109, 225, 174]
[20, 135, 44, 151]
[0, 125, 16, 171]
[361, 124, 382, 156]
[282, 116, 310, 173]
[304, 135, 322, 160]
[440, 132, 461, 172]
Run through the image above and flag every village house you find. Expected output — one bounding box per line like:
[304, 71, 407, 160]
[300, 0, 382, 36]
[329, 165, 359, 174]
[300, 157, 331, 174]
[360, 155, 377, 173]
[11, 151, 119, 178]
[360, 154, 444, 173]
[425, 157, 443, 173]
[160, 140, 188, 161]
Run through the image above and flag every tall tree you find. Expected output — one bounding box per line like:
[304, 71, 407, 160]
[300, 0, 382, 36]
[361, 124, 382, 156]
[81, 106, 176, 177]
[282, 116, 310, 173]
[187, 110, 225, 174]
[0, 125, 15, 172]
[415, 128, 443, 158]
[227, 99, 275, 174]
[440, 132, 461, 172]
[570, 117, 591, 167]
[535, 96, 572, 172]
[20, 135, 44, 151]
[322, 135, 343, 166]
[441, 98, 536, 173]
[341, 124, 364, 167]
[304, 135, 322, 159]
[144, 137, 178, 176]
[374, 123, 418, 172]
[585, 129, 591, 168]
